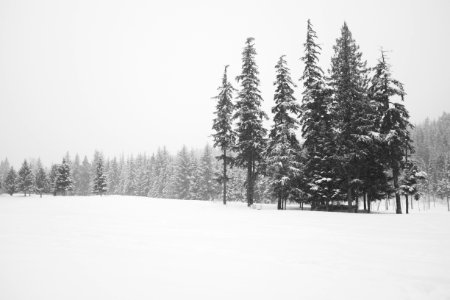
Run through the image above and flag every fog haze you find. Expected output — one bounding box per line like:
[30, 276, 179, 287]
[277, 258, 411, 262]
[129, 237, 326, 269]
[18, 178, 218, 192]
[1, 0, 449, 166]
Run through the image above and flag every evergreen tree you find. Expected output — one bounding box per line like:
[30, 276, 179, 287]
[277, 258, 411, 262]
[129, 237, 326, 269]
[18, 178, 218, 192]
[188, 150, 200, 199]
[93, 156, 107, 195]
[173, 146, 193, 199]
[328, 23, 371, 211]
[108, 157, 121, 195]
[369, 50, 412, 214]
[146, 155, 156, 197]
[35, 164, 49, 197]
[400, 161, 427, 213]
[234, 37, 268, 206]
[266, 55, 302, 210]
[134, 154, 151, 197]
[78, 156, 91, 195]
[124, 156, 137, 195]
[17, 160, 34, 196]
[197, 145, 217, 201]
[0, 158, 10, 193]
[436, 155, 450, 211]
[5, 167, 17, 196]
[227, 167, 246, 202]
[299, 20, 336, 209]
[152, 148, 173, 198]
[72, 154, 82, 195]
[212, 65, 236, 204]
[48, 164, 59, 196]
[55, 158, 73, 195]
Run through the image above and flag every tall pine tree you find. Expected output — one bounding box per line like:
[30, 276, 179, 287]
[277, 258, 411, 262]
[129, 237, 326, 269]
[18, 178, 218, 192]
[212, 65, 236, 205]
[266, 55, 302, 210]
[234, 37, 268, 207]
[299, 20, 336, 209]
[329, 23, 371, 212]
[369, 50, 412, 214]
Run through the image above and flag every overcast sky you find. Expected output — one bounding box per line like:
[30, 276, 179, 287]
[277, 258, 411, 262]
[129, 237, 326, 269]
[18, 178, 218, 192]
[1, 0, 449, 167]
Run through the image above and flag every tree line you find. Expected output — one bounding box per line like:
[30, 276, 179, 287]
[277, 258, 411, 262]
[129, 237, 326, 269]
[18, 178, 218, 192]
[0, 146, 266, 201]
[412, 113, 450, 209]
[1, 20, 443, 214]
[212, 20, 429, 213]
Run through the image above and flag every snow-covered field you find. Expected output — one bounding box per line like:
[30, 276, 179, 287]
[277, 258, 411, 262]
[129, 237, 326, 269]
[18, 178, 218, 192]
[0, 195, 449, 300]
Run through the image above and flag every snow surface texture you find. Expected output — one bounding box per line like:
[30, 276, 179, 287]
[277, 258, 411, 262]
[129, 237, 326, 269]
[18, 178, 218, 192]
[0, 195, 449, 300]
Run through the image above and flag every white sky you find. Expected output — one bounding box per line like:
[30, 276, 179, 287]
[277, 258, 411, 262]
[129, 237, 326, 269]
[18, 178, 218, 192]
[1, 0, 449, 167]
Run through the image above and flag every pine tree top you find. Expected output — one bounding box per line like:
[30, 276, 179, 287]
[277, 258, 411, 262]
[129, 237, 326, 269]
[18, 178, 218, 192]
[233, 37, 268, 162]
[212, 65, 236, 152]
[301, 19, 324, 92]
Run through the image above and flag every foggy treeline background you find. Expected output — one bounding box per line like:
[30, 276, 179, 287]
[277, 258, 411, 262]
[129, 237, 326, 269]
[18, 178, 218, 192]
[0, 113, 448, 202]
[0, 21, 449, 213]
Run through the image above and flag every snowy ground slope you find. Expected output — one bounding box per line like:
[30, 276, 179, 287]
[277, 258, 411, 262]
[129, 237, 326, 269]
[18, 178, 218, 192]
[0, 195, 449, 300]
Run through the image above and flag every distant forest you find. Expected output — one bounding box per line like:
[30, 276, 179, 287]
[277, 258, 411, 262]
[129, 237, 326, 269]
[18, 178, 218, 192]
[1, 21, 449, 214]
[0, 115, 448, 211]
[0, 146, 253, 202]
[412, 112, 450, 197]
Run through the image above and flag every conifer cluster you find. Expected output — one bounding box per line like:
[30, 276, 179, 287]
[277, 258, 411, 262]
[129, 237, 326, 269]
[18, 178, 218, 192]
[212, 20, 422, 213]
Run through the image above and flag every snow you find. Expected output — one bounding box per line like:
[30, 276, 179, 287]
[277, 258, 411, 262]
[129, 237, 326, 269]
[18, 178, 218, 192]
[0, 195, 449, 300]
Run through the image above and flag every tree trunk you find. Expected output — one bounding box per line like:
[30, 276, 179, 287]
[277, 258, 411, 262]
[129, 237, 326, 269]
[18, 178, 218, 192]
[367, 194, 371, 213]
[223, 149, 227, 205]
[405, 195, 409, 214]
[347, 175, 352, 212]
[363, 193, 367, 211]
[247, 159, 253, 207]
[277, 193, 282, 210]
[393, 166, 402, 214]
